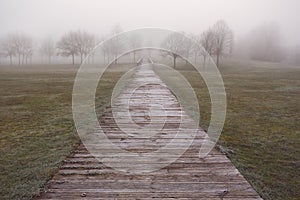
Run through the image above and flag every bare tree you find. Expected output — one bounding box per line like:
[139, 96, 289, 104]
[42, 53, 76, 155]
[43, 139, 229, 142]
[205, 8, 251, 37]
[161, 33, 186, 69]
[22, 36, 34, 65]
[14, 34, 23, 65]
[74, 30, 96, 64]
[2, 33, 34, 65]
[87, 35, 100, 64]
[57, 30, 96, 65]
[189, 34, 202, 65]
[39, 38, 55, 64]
[1, 35, 16, 65]
[200, 28, 215, 66]
[128, 34, 142, 63]
[211, 20, 233, 67]
[56, 31, 78, 65]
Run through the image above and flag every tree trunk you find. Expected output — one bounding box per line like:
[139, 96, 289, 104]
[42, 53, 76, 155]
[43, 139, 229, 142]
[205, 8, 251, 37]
[18, 53, 21, 65]
[80, 53, 83, 64]
[173, 56, 176, 69]
[216, 54, 220, 68]
[72, 54, 75, 65]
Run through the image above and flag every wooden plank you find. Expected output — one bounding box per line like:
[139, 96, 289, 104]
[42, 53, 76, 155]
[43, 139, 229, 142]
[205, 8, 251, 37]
[36, 63, 262, 199]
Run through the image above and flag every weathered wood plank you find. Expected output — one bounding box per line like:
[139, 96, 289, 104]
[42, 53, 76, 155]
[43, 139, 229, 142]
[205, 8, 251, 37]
[36, 63, 262, 199]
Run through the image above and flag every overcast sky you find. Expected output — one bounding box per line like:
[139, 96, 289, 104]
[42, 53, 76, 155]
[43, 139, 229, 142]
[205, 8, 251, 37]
[0, 0, 299, 44]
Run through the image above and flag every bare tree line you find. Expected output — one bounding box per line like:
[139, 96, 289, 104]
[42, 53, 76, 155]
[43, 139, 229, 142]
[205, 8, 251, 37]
[0, 21, 237, 67]
[0, 24, 140, 66]
[100, 25, 143, 65]
[162, 20, 233, 68]
[0, 30, 98, 65]
[1, 33, 34, 65]
[56, 30, 96, 65]
[161, 20, 300, 67]
[0, 21, 233, 67]
[39, 38, 55, 64]
[0, 21, 299, 66]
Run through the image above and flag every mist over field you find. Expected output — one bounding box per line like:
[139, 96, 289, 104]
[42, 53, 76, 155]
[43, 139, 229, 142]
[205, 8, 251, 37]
[0, 0, 299, 41]
[0, 1, 299, 200]
[0, 0, 300, 65]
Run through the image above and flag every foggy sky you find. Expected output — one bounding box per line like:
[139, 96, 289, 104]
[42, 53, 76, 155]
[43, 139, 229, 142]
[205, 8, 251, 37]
[0, 0, 299, 45]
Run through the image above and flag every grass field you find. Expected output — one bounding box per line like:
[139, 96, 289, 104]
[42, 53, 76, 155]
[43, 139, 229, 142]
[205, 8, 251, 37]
[0, 64, 126, 199]
[0, 59, 299, 199]
[176, 59, 300, 200]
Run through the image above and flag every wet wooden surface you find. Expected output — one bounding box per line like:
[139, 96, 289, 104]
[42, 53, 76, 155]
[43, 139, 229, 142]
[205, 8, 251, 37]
[37, 63, 262, 199]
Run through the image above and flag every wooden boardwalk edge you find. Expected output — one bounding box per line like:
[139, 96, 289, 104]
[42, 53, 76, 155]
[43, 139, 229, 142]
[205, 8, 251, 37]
[37, 63, 262, 200]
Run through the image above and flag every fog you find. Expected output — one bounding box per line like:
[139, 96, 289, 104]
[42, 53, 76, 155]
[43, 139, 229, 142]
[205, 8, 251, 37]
[0, 0, 299, 44]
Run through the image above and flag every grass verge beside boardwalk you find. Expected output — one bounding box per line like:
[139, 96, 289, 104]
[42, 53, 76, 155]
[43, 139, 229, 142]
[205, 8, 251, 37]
[0, 60, 299, 200]
[175, 59, 300, 200]
[0, 64, 125, 199]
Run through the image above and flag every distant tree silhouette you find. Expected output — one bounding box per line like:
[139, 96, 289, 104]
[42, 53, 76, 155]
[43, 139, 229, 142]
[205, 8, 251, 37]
[211, 20, 233, 67]
[39, 38, 55, 64]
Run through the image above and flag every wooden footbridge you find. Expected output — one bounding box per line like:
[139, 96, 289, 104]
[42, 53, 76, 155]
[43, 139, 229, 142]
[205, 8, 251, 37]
[37, 61, 262, 200]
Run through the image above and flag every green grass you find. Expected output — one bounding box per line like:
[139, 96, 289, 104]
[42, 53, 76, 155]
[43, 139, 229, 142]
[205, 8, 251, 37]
[0, 59, 299, 200]
[0, 64, 126, 199]
[174, 59, 300, 200]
